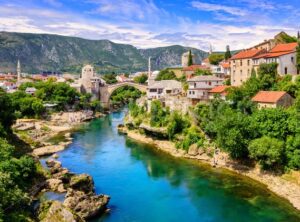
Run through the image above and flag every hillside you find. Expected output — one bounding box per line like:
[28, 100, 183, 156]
[0, 32, 208, 74]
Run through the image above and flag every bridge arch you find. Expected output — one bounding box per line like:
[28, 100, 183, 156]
[99, 82, 147, 109]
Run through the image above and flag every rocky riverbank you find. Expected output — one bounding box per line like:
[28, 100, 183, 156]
[37, 159, 110, 221]
[13, 110, 110, 221]
[120, 126, 300, 211]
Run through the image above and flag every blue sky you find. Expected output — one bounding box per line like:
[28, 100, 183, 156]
[0, 0, 299, 51]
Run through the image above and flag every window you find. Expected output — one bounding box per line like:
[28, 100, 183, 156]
[158, 89, 163, 94]
[149, 89, 157, 92]
[194, 82, 196, 88]
[291, 57, 294, 63]
[208, 81, 211, 86]
[240, 60, 243, 66]
[193, 91, 195, 95]
[247, 60, 250, 66]
[285, 67, 288, 75]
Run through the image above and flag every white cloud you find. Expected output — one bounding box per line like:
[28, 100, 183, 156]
[191, 1, 247, 16]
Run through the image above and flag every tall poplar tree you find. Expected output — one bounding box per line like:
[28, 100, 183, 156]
[225, 45, 232, 60]
[188, 50, 193, 66]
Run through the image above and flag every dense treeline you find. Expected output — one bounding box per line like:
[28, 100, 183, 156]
[10, 80, 102, 118]
[0, 89, 41, 221]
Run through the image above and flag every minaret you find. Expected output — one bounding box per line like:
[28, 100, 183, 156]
[17, 59, 21, 82]
[209, 44, 213, 55]
[148, 57, 152, 79]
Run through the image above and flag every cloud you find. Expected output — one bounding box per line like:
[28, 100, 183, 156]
[191, 1, 247, 16]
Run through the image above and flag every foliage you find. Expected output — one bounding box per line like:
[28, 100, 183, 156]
[102, 73, 117, 84]
[224, 45, 231, 60]
[155, 69, 176, 81]
[133, 73, 148, 84]
[249, 136, 284, 169]
[167, 111, 190, 139]
[296, 41, 300, 71]
[194, 69, 212, 76]
[209, 54, 224, 65]
[110, 86, 142, 106]
[0, 89, 15, 132]
[176, 126, 204, 150]
[188, 50, 193, 66]
[150, 100, 169, 127]
[257, 63, 278, 90]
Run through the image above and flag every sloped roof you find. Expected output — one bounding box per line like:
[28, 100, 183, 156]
[187, 75, 223, 82]
[251, 91, 289, 103]
[209, 85, 230, 93]
[183, 65, 210, 71]
[253, 42, 298, 59]
[231, 49, 264, 60]
[148, 80, 182, 89]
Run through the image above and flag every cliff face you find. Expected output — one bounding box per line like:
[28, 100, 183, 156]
[0, 32, 208, 74]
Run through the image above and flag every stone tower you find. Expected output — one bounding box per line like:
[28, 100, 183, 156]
[181, 51, 195, 67]
[80, 64, 94, 93]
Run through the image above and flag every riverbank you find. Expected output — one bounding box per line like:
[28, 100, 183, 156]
[121, 127, 300, 211]
[13, 110, 110, 221]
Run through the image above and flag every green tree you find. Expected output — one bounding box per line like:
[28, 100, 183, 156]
[194, 69, 212, 76]
[103, 73, 117, 84]
[155, 69, 176, 81]
[0, 89, 15, 132]
[167, 111, 189, 139]
[249, 136, 284, 170]
[224, 45, 232, 60]
[209, 54, 225, 65]
[134, 73, 148, 84]
[296, 40, 300, 72]
[257, 63, 278, 90]
[188, 50, 193, 66]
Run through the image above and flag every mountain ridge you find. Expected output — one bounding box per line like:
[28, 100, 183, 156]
[0, 32, 208, 74]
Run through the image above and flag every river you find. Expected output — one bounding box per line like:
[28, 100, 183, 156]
[51, 110, 300, 222]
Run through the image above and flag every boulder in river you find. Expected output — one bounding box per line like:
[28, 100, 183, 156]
[64, 189, 110, 220]
[70, 174, 94, 194]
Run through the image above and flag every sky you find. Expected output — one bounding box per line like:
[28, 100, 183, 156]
[0, 0, 299, 51]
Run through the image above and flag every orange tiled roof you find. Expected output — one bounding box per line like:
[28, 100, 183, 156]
[183, 64, 210, 71]
[251, 91, 288, 103]
[231, 49, 264, 60]
[209, 85, 230, 94]
[253, 42, 298, 59]
[221, 62, 230, 68]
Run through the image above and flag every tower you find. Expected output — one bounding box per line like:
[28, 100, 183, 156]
[17, 59, 21, 82]
[209, 44, 213, 55]
[148, 57, 152, 79]
[80, 64, 95, 93]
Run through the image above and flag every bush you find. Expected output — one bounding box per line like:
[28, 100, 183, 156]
[249, 136, 284, 169]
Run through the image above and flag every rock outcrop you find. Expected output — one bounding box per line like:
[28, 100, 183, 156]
[43, 159, 110, 220]
[38, 201, 83, 222]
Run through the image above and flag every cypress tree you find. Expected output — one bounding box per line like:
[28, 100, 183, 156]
[188, 50, 193, 66]
[225, 45, 232, 60]
[296, 40, 300, 73]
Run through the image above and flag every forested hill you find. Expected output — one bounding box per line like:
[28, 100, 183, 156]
[0, 32, 208, 74]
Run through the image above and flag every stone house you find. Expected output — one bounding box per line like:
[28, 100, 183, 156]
[253, 42, 299, 75]
[147, 80, 182, 100]
[230, 48, 265, 86]
[187, 76, 224, 104]
[251, 91, 294, 109]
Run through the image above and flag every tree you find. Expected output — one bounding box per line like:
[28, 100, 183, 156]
[167, 111, 189, 139]
[103, 73, 117, 84]
[134, 73, 148, 84]
[194, 69, 212, 76]
[249, 136, 284, 170]
[0, 89, 15, 131]
[188, 50, 193, 66]
[257, 63, 278, 90]
[155, 69, 176, 81]
[209, 54, 224, 65]
[296, 40, 300, 72]
[224, 45, 232, 60]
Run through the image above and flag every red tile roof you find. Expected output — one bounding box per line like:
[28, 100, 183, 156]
[231, 49, 265, 60]
[253, 42, 298, 59]
[183, 64, 210, 71]
[221, 62, 230, 68]
[251, 91, 288, 103]
[209, 85, 230, 94]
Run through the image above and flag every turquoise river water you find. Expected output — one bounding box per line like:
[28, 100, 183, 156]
[49, 110, 300, 222]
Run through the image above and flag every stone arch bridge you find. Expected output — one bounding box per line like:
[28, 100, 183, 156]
[99, 82, 147, 108]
